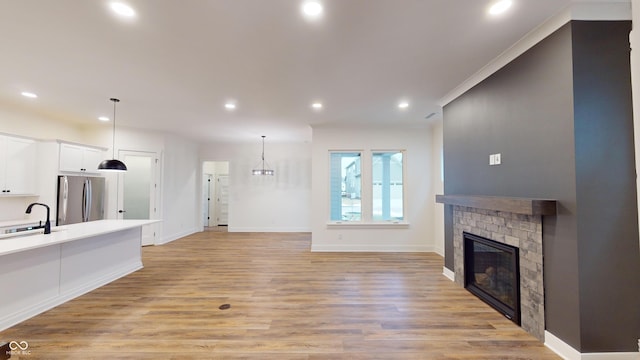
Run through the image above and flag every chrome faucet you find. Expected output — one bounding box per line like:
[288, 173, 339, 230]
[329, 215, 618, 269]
[26, 203, 51, 234]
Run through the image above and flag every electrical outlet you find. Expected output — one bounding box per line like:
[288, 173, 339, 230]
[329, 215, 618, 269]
[338, 233, 343, 240]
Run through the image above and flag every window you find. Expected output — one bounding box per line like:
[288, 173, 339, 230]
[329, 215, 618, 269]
[372, 151, 403, 221]
[330, 152, 361, 221]
[329, 150, 405, 224]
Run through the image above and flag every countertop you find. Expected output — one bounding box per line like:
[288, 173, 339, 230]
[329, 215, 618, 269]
[0, 219, 160, 257]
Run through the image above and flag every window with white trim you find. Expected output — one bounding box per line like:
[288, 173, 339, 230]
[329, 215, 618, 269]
[329, 150, 405, 223]
[372, 151, 404, 221]
[329, 152, 361, 221]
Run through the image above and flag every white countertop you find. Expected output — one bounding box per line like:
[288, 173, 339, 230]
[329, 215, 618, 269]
[0, 219, 160, 257]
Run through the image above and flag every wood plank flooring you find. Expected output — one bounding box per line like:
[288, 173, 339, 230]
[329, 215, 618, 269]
[0, 232, 559, 359]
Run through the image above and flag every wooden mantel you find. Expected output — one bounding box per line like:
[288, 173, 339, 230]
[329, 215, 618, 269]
[435, 194, 557, 216]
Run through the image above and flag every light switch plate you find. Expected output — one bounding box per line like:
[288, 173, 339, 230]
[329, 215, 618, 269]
[490, 153, 502, 166]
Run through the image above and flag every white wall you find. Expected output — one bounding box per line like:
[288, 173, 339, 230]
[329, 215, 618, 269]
[310, 125, 435, 252]
[632, 0, 640, 249]
[203, 161, 228, 175]
[200, 141, 312, 232]
[158, 135, 199, 243]
[430, 119, 445, 256]
[0, 105, 86, 142]
[0, 197, 37, 223]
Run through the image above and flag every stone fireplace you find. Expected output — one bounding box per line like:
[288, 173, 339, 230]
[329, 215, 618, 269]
[436, 195, 556, 341]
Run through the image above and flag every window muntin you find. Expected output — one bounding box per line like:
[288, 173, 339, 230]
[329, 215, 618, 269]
[330, 152, 361, 221]
[372, 151, 403, 221]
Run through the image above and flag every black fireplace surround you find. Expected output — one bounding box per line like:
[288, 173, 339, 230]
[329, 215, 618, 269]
[464, 232, 521, 324]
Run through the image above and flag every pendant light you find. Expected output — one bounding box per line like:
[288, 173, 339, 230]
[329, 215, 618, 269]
[252, 135, 274, 176]
[98, 98, 127, 172]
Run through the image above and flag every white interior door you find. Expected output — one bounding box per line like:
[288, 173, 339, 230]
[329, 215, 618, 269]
[216, 175, 229, 226]
[203, 174, 216, 227]
[117, 151, 159, 246]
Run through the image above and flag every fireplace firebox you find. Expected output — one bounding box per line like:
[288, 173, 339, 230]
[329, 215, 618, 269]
[464, 232, 520, 325]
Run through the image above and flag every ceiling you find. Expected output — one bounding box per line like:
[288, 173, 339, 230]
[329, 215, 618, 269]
[0, 0, 575, 143]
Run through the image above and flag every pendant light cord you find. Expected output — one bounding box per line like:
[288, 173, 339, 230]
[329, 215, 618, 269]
[261, 135, 266, 170]
[110, 98, 120, 159]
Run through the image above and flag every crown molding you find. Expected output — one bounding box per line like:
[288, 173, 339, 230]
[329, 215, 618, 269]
[439, 1, 631, 107]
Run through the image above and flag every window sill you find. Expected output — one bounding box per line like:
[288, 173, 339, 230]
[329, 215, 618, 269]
[326, 221, 409, 229]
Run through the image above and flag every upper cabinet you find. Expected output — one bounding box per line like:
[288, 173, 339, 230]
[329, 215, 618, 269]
[59, 143, 105, 174]
[0, 135, 37, 195]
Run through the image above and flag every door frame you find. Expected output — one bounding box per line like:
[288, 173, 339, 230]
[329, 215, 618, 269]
[117, 150, 162, 245]
[201, 161, 229, 230]
[203, 173, 215, 226]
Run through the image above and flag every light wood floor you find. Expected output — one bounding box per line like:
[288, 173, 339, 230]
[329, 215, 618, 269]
[0, 232, 559, 359]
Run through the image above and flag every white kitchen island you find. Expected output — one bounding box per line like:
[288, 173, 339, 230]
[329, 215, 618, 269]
[0, 219, 158, 331]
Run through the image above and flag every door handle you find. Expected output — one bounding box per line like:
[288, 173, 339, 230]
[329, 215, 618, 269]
[82, 180, 87, 221]
[61, 177, 68, 223]
[118, 210, 126, 213]
[87, 179, 92, 221]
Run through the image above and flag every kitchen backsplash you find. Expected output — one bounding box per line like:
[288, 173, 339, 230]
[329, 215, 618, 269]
[0, 196, 40, 222]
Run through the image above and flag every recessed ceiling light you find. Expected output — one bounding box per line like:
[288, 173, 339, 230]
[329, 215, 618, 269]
[488, 0, 512, 15]
[21, 91, 37, 99]
[98, 116, 110, 122]
[225, 102, 237, 110]
[302, 1, 323, 18]
[311, 102, 323, 110]
[398, 102, 409, 109]
[110, 2, 136, 17]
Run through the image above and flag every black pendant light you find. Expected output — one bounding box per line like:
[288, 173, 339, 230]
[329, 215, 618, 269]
[98, 98, 127, 172]
[252, 135, 274, 176]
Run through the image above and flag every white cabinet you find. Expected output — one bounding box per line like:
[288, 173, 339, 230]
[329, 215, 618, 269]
[0, 135, 37, 195]
[59, 143, 104, 174]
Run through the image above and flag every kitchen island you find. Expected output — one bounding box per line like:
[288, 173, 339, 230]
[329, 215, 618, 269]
[0, 219, 158, 331]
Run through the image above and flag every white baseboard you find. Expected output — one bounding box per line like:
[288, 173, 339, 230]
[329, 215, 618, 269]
[434, 246, 444, 257]
[442, 267, 455, 282]
[228, 227, 311, 232]
[581, 353, 640, 360]
[310, 244, 434, 252]
[158, 228, 198, 245]
[0, 261, 142, 332]
[545, 331, 639, 360]
[545, 331, 582, 360]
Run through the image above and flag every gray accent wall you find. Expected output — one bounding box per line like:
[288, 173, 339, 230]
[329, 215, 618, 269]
[442, 21, 640, 353]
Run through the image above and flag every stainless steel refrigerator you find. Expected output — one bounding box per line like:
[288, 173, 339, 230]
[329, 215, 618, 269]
[57, 176, 106, 226]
